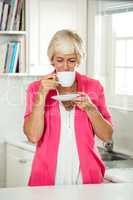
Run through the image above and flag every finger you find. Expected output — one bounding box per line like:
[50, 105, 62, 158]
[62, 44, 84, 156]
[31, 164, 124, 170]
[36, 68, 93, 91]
[47, 74, 57, 81]
[41, 79, 59, 86]
[41, 73, 57, 80]
[47, 79, 58, 84]
[42, 80, 59, 87]
[77, 92, 86, 96]
[73, 96, 86, 102]
[74, 102, 83, 109]
[44, 85, 57, 90]
[78, 92, 91, 101]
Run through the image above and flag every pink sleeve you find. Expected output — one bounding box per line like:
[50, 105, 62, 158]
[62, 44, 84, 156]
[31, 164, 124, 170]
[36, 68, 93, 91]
[24, 84, 38, 118]
[97, 81, 112, 124]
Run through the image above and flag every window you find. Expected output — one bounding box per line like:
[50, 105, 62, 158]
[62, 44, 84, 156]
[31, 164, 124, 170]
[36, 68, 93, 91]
[112, 12, 133, 96]
[94, 0, 133, 109]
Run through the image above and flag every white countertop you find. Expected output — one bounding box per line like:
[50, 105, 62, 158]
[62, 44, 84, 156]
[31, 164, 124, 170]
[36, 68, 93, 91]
[5, 139, 36, 153]
[0, 184, 133, 200]
[105, 168, 133, 183]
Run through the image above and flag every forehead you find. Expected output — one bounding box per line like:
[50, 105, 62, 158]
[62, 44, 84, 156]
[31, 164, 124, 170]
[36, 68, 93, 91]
[54, 53, 77, 59]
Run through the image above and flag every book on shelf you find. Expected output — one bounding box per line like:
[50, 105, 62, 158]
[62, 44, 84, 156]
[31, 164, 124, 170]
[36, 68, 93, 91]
[0, 39, 25, 73]
[0, 42, 8, 73]
[1, 2, 10, 30]
[7, 0, 19, 30]
[5, 42, 14, 73]
[19, 0, 25, 31]
[15, 59, 19, 72]
[13, 0, 24, 31]
[0, 1, 3, 30]
[5, 41, 19, 73]
[0, 0, 25, 31]
[9, 42, 20, 73]
[17, 36, 25, 73]
[0, 0, 11, 30]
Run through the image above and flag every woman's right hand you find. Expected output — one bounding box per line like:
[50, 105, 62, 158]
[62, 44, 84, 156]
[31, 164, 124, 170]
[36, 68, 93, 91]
[39, 73, 59, 96]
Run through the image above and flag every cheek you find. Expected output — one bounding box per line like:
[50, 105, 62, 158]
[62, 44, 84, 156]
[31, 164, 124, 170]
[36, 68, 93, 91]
[53, 64, 63, 72]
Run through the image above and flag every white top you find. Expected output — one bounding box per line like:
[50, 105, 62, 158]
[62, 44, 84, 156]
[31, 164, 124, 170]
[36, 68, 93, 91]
[55, 102, 82, 185]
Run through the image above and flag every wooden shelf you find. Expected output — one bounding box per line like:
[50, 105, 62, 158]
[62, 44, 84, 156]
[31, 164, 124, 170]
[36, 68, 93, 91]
[0, 73, 42, 77]
[0, 31, 26, 35]
[1, 73, 28, 77]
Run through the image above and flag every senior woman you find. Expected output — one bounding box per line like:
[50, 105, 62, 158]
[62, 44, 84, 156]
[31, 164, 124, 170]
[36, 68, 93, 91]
[23, 29, 113, 186]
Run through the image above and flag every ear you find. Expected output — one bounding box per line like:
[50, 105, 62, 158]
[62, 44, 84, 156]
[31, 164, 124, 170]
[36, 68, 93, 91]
[76, 54, 81, 66]
[77, 60, 80, 65]
[76, 60, 80, 67]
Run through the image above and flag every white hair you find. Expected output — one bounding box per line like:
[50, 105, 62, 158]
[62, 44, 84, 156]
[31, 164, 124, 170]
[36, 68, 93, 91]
[47, 29, 86, 63]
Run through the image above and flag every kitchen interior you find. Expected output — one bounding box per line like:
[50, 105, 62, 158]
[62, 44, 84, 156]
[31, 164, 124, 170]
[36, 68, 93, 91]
[0, 0, 133, 199]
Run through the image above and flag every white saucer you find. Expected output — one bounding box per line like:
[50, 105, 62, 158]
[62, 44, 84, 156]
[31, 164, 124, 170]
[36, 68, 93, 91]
[51, 93, 79, 101]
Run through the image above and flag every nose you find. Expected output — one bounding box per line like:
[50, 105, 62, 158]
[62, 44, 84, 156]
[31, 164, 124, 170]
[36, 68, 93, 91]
[63, 61, 69, 71]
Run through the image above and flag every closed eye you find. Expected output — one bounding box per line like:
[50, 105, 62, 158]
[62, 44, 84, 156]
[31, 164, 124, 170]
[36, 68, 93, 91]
[56, 59, 64, 62]
[69, 59, 76, 62]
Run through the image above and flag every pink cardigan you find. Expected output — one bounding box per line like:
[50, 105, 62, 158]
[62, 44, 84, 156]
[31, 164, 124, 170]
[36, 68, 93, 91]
[24, 72, 112, 186]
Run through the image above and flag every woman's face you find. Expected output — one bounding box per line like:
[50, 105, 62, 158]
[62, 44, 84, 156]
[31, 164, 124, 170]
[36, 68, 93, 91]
[52, 53, 80, 72]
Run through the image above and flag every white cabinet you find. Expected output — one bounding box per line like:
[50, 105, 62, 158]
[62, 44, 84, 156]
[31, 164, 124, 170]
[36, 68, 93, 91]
[6, 144, 34, 187]
[28, 0, 87, 75]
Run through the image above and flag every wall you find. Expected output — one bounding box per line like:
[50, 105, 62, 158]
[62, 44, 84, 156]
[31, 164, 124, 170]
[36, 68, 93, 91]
[0, 76, 36, 141]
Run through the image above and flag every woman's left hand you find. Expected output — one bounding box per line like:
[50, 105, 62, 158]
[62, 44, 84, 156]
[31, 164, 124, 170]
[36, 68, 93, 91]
[73, 92, 96, 112]
[73, 93, 113, 142]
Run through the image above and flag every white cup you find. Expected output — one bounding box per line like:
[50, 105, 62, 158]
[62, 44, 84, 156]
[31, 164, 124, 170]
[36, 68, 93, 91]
[57, 71, 76, 87]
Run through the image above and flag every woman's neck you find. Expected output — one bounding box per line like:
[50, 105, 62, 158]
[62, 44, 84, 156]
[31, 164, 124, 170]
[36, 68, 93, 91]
[57, 81, 77, 111]
[57, 81, 77, 95]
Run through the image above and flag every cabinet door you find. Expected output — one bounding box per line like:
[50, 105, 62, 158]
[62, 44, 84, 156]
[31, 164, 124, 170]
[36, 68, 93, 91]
[6, 144, 34, 187]
[28, 0, 87, 74]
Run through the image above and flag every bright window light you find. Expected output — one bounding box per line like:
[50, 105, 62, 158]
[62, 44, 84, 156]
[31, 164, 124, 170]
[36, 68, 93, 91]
[112, 12, 133, 96]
